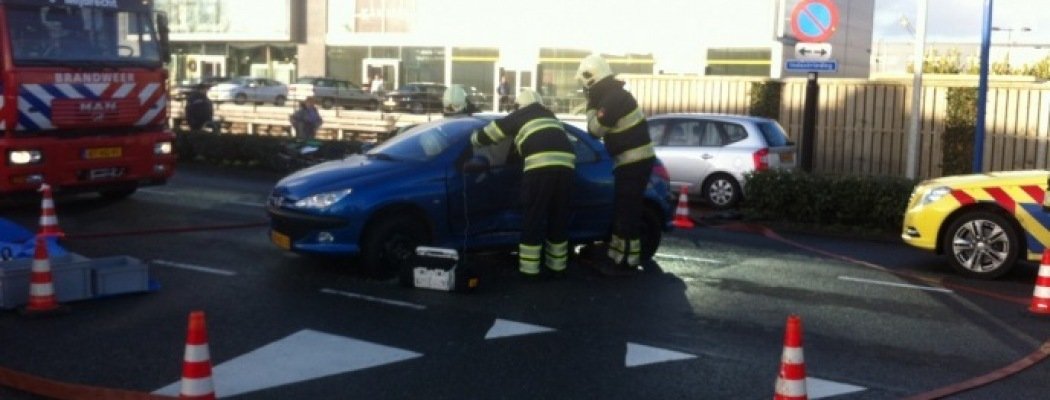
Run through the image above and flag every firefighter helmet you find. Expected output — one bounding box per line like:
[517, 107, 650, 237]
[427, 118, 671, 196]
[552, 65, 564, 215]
[515, 88, 543, 108]
[442, 84, 469, 114]
[575, 54, 613, 89]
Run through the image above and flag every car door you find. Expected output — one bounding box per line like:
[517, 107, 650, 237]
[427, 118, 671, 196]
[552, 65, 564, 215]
[448, 138, 522, 241]
[566, 126, 614, 239]
[651, 118, 712, 192]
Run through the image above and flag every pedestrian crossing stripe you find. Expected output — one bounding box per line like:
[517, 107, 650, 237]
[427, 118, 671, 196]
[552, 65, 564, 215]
[625, 343, 697, 367]
[484, 319, 556, 339]
[808, 377, 866, 399]
[153, 329, 421, 398]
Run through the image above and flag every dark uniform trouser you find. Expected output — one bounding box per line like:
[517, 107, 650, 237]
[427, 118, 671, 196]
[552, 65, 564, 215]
[609, 158, 654, 267]
[519, 168, 574, 275]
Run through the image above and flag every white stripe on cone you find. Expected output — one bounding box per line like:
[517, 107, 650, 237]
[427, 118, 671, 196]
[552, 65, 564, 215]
[776, 379, 807, 397]
[1034, 286, 1050, 298]
[179, 377, 215, 397]
[781, 346, 804, 363]
[1040, 267, 1050, 278]
[30, 283, 54, 296]
[184, 344, 211, 363]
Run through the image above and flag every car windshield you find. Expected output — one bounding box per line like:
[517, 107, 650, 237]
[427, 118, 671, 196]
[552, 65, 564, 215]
[8, 5, 161, 66]
[367, 120, 476, 162]
[757, 121, 790, 147]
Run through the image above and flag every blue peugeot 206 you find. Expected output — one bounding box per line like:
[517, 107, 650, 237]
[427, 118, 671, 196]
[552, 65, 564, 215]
[266, 116, 674, 277]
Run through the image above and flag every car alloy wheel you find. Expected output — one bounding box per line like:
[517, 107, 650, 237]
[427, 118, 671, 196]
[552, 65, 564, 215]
[361, 214, 429, 279]
[703, 175, 741, 209]
[943, 211, 1019, 279]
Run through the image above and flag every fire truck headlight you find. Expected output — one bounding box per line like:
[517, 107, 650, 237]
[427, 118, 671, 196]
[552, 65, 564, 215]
[8, 150, 42, 165]
[154, 141, 173, 155]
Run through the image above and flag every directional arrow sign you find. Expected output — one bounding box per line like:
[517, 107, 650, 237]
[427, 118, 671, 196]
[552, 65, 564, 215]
[795, 43, 832, 60]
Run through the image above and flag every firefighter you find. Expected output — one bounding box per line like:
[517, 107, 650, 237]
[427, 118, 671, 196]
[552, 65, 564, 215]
[442, 84, 479, 117]
[471, 89, 575, 278]
[576, 54, 656, 275]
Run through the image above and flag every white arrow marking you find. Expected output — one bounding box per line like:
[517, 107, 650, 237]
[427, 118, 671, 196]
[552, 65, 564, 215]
[625, 343, 696, 367]
[808, 377, 866, 399]
[153, 329, 422, 398]
[484, 318, 555, 339]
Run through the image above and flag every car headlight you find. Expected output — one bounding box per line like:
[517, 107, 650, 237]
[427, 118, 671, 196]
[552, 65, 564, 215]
[920, 186, 952, 205]
[8, 149, 42, 165]
[154, 141, 173, 155]
[293, 188, 352, 209]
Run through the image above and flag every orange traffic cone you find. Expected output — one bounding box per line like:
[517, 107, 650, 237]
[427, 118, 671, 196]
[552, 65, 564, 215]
[672, 186, 695, 229]
[1029, 250, 1050, 315]
[180, 311, 216, 400]
[774, 315, 807, 400]
[22, 235, 62, 315]
[37, 183, 63, 238]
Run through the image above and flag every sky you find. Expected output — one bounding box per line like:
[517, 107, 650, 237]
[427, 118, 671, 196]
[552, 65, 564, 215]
[875, 0, 1049, 44]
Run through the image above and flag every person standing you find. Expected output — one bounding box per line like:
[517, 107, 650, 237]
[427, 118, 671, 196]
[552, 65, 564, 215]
[442, 84, 478, 117]
[290, 97, 323, 139]
[497, 75, 511, 112]
[184, 83, 214, 132]
[471, 89, 575, 278]
[370, 74, 384, 95]
[575, 54, 655, 275]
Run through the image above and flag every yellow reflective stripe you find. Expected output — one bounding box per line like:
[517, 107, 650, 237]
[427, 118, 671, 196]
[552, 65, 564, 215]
[519, 243, 542, 274]
[609, 108, 645, 134]
[470, 132, 482, 147]
[587, 109, 609, 138]
[614, 143, 656, 168]
[545, 241, 568, 258]
[483, 122, 506, 143]
[515, 118, 563, 150]
[523, 151, 575, 171]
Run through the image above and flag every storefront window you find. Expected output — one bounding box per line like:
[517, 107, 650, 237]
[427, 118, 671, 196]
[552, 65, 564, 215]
[155, 0, 291, 41]
[452, 48, 497, 111]
[401, 47, 443, 86]
[352, 0, 415, 33]
[328, 46, 369, 84]
[706, 48, 771, 77]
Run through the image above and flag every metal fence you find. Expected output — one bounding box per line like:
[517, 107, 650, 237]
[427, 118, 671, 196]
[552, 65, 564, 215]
[620, 74, 1050, 180]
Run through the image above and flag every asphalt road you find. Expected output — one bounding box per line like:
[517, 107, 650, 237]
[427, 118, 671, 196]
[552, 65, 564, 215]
[1, 162, 1048, 399]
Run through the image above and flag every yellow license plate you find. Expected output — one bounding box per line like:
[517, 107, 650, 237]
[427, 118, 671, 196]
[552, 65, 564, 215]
[84, 147, 122, 159]
[271, 230, 291, 250]
[780, 152, 794, 163]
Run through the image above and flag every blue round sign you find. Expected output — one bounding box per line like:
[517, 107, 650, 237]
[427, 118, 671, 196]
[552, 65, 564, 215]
[790, 0, 840, 43]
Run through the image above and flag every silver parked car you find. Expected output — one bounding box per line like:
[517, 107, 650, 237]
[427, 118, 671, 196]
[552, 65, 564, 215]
[208, 76, 288, 106]
[288, 77, 380, 110]
[647, 113, 797, 209]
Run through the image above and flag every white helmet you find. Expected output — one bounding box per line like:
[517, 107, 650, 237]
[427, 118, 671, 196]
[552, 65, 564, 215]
[575, 54, 613, 89]
[442, 84, 469, 114]
[515, 88, 543, 108]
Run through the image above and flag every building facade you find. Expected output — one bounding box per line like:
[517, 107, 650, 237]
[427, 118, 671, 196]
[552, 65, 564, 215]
[162, 0, 876, 112]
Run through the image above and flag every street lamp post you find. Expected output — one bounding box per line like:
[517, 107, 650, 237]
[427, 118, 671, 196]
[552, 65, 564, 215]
[992, 26, 1032, 67]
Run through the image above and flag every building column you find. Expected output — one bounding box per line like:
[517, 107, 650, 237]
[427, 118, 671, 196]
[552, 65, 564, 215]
[296, 0, 328, 77]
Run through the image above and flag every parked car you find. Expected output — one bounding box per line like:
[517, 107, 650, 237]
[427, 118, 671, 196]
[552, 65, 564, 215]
[902, 171, 1050, 279]
[208, 76, 288, 106]
[288, 77, 380, 110]
[461, 85, 491, 111]
[647, 113, 797, 209]
[171, 76, 230, 100]
[382, 82, 446, 114]
[267, 116, 674, 277]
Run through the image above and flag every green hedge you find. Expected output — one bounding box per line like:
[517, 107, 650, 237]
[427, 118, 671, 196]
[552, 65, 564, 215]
[749, 81, 782, 120]
[175, 131, 364, 171]
[741, 170, 916, 233]
[942, 87, 977, 175]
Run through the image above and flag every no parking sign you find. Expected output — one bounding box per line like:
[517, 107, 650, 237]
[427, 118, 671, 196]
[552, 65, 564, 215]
[790, 0, 840, 43]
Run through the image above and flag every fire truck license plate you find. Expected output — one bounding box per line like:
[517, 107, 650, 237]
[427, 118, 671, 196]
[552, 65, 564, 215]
[271, 230, 291, 250]
[84, 147, 122, 159]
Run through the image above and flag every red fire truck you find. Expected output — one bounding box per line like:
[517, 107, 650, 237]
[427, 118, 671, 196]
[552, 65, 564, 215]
[0, 0, 174, 199]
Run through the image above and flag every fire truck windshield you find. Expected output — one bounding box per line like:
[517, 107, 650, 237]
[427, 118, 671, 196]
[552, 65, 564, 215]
[8, 5, 161, 66]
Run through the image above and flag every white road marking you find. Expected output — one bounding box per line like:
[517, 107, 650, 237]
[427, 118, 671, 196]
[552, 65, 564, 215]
[154, 329, 422, 398]
[808, 377, 867, 399]
[653, 253, 721, 264]
[320, 288, 427, 310]
[152, 259, 236, 276]
[838, 275, 953, 293]
[230, 200, 265, 208]
[625, 343, 696, 367]
[139, 188, 176, 196]
[484, 319, 555, 339]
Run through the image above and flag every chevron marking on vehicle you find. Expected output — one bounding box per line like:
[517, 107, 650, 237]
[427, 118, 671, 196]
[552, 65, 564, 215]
[950, 189, 976, 205]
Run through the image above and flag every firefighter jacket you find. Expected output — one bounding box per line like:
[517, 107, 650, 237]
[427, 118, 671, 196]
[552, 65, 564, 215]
[471, 103, 575, 172]
[585, 77, 655, 169]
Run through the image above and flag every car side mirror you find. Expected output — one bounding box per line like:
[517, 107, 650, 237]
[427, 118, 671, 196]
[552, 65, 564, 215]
[463, 156, 490, 174]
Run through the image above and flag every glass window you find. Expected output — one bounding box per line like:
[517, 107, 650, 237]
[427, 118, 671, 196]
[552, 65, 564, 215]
[7, 5, 160, 65]
[700, 123, 724, 147]
[665, 120, 703, 147]
[706, 48, 772, 77]
[757, 121, 790, 147]
[327, 46, 368, 84]
[648, 120, 667, 144]
[370, 119, 470, 162]
[566, 126, 598, 164]
[724, 123, 748, 144]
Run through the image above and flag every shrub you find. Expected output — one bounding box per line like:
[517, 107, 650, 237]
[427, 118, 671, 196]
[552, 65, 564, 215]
[742, 170, 916, 233]
[175, 131, 364, 171]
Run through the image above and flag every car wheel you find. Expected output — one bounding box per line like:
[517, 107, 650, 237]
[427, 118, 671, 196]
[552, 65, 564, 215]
[702, 174, 741, 209]
[274, 95, 286, 106]
[321, 98, 335, 109]
[640, 205, 663, 262]
[942, 210, 1020, 279]
[233, 93, 247, 105]
[361, 214, 430, 279]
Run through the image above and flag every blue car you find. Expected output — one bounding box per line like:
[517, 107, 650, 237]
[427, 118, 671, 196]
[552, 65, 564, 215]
[267, 116, 674, 277]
